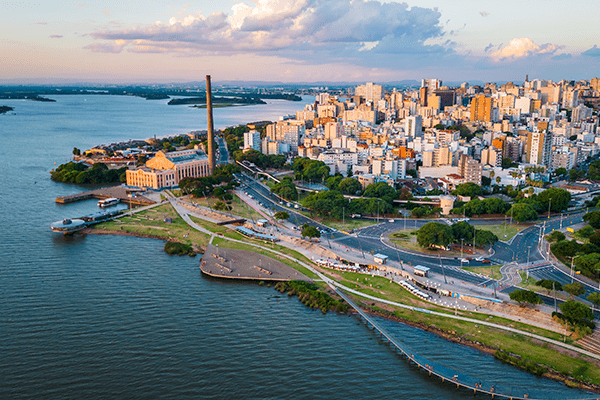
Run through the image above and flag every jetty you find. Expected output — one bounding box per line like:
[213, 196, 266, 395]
[56, 185, 154, 205]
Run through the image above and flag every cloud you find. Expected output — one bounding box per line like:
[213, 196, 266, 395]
[552, 53, 572, 60]
[85, 0, 450, 67]
[490, 37, 562, 61]
[582, 45, 600, 57]
[83, 40, 128, 53]
[49, 35, 63, 39]
[479, 11, 489, 17]
[76, 3, 86, 7]
[103, 8, 111, 16]
[484, 43, 493, 52]
[36, 22, 48, 25]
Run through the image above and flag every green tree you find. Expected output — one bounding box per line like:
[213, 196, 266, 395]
[554, 167, 567, 177]
[474, 229, 498, 247]
[509, 289, 541, 307]
[507, 203, 538, 223]
[273, 211, 289, 221]
[537, 188, 571, 213]
[583, 210, 600, 229]
[536, 279, 563, 294]
[502, 158, 518, 169]
[546, 230, 566, 243]
[563, 282, 585, 299]
[587, 292, 600, 308]
[560, 301, 594, 324]
[301, 225, 321, 242]
[326, 175, 343, 191]
[417, 222, 454, 249]
[271, 177, 298, 201]
[72, 147, 81, 156]
[452, 182, 482, 198]
[363, 182, 396, 204]
[550, 239, 580, 259]
[451, 221, 474, 242]
[338, 177, 362, 195]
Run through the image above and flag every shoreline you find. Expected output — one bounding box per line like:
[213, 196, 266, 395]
[361, 305, 600, 394]
[83, 214, 600, 393]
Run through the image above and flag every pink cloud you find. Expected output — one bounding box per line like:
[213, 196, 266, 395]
[49, 35, 63, 39]
[491, 37, 563, 61]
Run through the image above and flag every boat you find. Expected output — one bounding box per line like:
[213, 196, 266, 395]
[98, 197, 120, 208]
[50, 218, 86, 234]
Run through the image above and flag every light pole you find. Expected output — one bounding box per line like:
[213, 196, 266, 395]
[560, 213, 563, 229]
[527, 246, 531, 266]
[548, 198, 552, 219]
[342, 207, 345, 230]
[460, 238, 464, 267]
[570, 254, 581, 283]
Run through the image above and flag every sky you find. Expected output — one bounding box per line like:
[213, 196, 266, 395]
[1, 0, 599, 84]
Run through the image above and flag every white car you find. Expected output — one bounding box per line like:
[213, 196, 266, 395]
[475, 257, 485, 262]
[461, 258, 470, 263]
[388, 219, 394, 223]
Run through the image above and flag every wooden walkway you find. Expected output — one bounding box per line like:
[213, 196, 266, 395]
[56, 185, 154, 205]
[333, 287, 595, 400]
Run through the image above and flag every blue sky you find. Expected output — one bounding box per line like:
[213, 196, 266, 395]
[1, 0, 599, 84]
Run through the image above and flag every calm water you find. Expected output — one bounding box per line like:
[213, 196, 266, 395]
[0, 95, 594, 399]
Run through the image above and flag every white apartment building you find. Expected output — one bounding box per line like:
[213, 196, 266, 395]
[243, 130, 261, 151]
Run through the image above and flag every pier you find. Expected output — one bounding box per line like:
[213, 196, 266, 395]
[55, 185, 155, 206]
[333, 286, 593, 400]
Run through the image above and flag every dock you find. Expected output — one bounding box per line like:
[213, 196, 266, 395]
[56, 185, 155, 206]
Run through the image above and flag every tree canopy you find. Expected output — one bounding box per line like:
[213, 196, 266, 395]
[537, 188, 571, 213]
[507, 203, 538, 223]
[301, 225, 321, 241]
[417, 222, 454, 249]
[563, 282, 585, 298]
[583, 211, 600, 229]
[509, 289, 541, 307]
[338, 177, 362, 195]
[292, 157, 330, 182]
[536, 279, 563, 293]
[271, 177, 298, 201]
[452, 182, 482, 198]
[560, 301, 594, 324]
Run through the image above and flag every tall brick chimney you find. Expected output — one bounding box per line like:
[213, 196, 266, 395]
[206, 75, 215, 175]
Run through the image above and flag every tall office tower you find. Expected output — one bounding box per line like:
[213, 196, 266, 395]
[591, 77, 600, 92]
[526, 131, 552, 166]
[206, 75, 215, 175]
[419, 87, 428, 107]
[405, 115, 423, 137]
[470, 94, 493, 122]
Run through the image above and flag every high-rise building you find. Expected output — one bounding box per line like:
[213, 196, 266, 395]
[243, 130, 261, 151]
[405, 115, 423, 137]
[421, 79, 442, 92]
[355, 82, 383, 103]
[526, 130, 552, 165]
[470, 94, 493, 122]
[458, 154, 482, 185]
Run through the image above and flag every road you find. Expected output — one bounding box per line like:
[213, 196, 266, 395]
[235, 173, 600, 306]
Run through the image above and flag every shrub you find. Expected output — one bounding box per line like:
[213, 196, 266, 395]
[164, 242, 194, 256]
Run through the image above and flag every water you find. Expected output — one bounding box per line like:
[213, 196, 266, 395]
[0, 95, 594, 399]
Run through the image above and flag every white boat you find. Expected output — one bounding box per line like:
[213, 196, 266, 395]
[98, 197, 120, 208]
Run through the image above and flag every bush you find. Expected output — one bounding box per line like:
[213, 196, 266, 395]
[164, 242, 194, 256]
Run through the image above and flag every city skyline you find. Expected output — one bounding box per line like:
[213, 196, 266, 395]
[1, 0, 599, 84]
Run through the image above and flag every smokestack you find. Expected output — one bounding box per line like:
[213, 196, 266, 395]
[206, 75, 215, 175]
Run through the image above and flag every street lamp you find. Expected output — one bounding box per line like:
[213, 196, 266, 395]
[570, 254, 581, 283]
[548, 198, 552, 219]
[527, 246, 531, 266]
[460, 238, 464, 267]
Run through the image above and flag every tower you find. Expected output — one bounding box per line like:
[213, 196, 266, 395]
[206, 75, 215, 175]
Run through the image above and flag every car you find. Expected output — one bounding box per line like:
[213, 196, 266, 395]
[388, 219, 394, 223]
[475, 257, 485, 262]
[481, 260, 491, 264]
[460, 258, 470, 263]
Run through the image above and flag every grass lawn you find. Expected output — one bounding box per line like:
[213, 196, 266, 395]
[186, 194, 264, 221]
[517, 272, 571, 302]
[482, 223, 529, 241]
[390, 229, 464, 256]
[462, 264, 502, 280]
[320, 218, 379, 232]
[93, 204, 209, 247]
